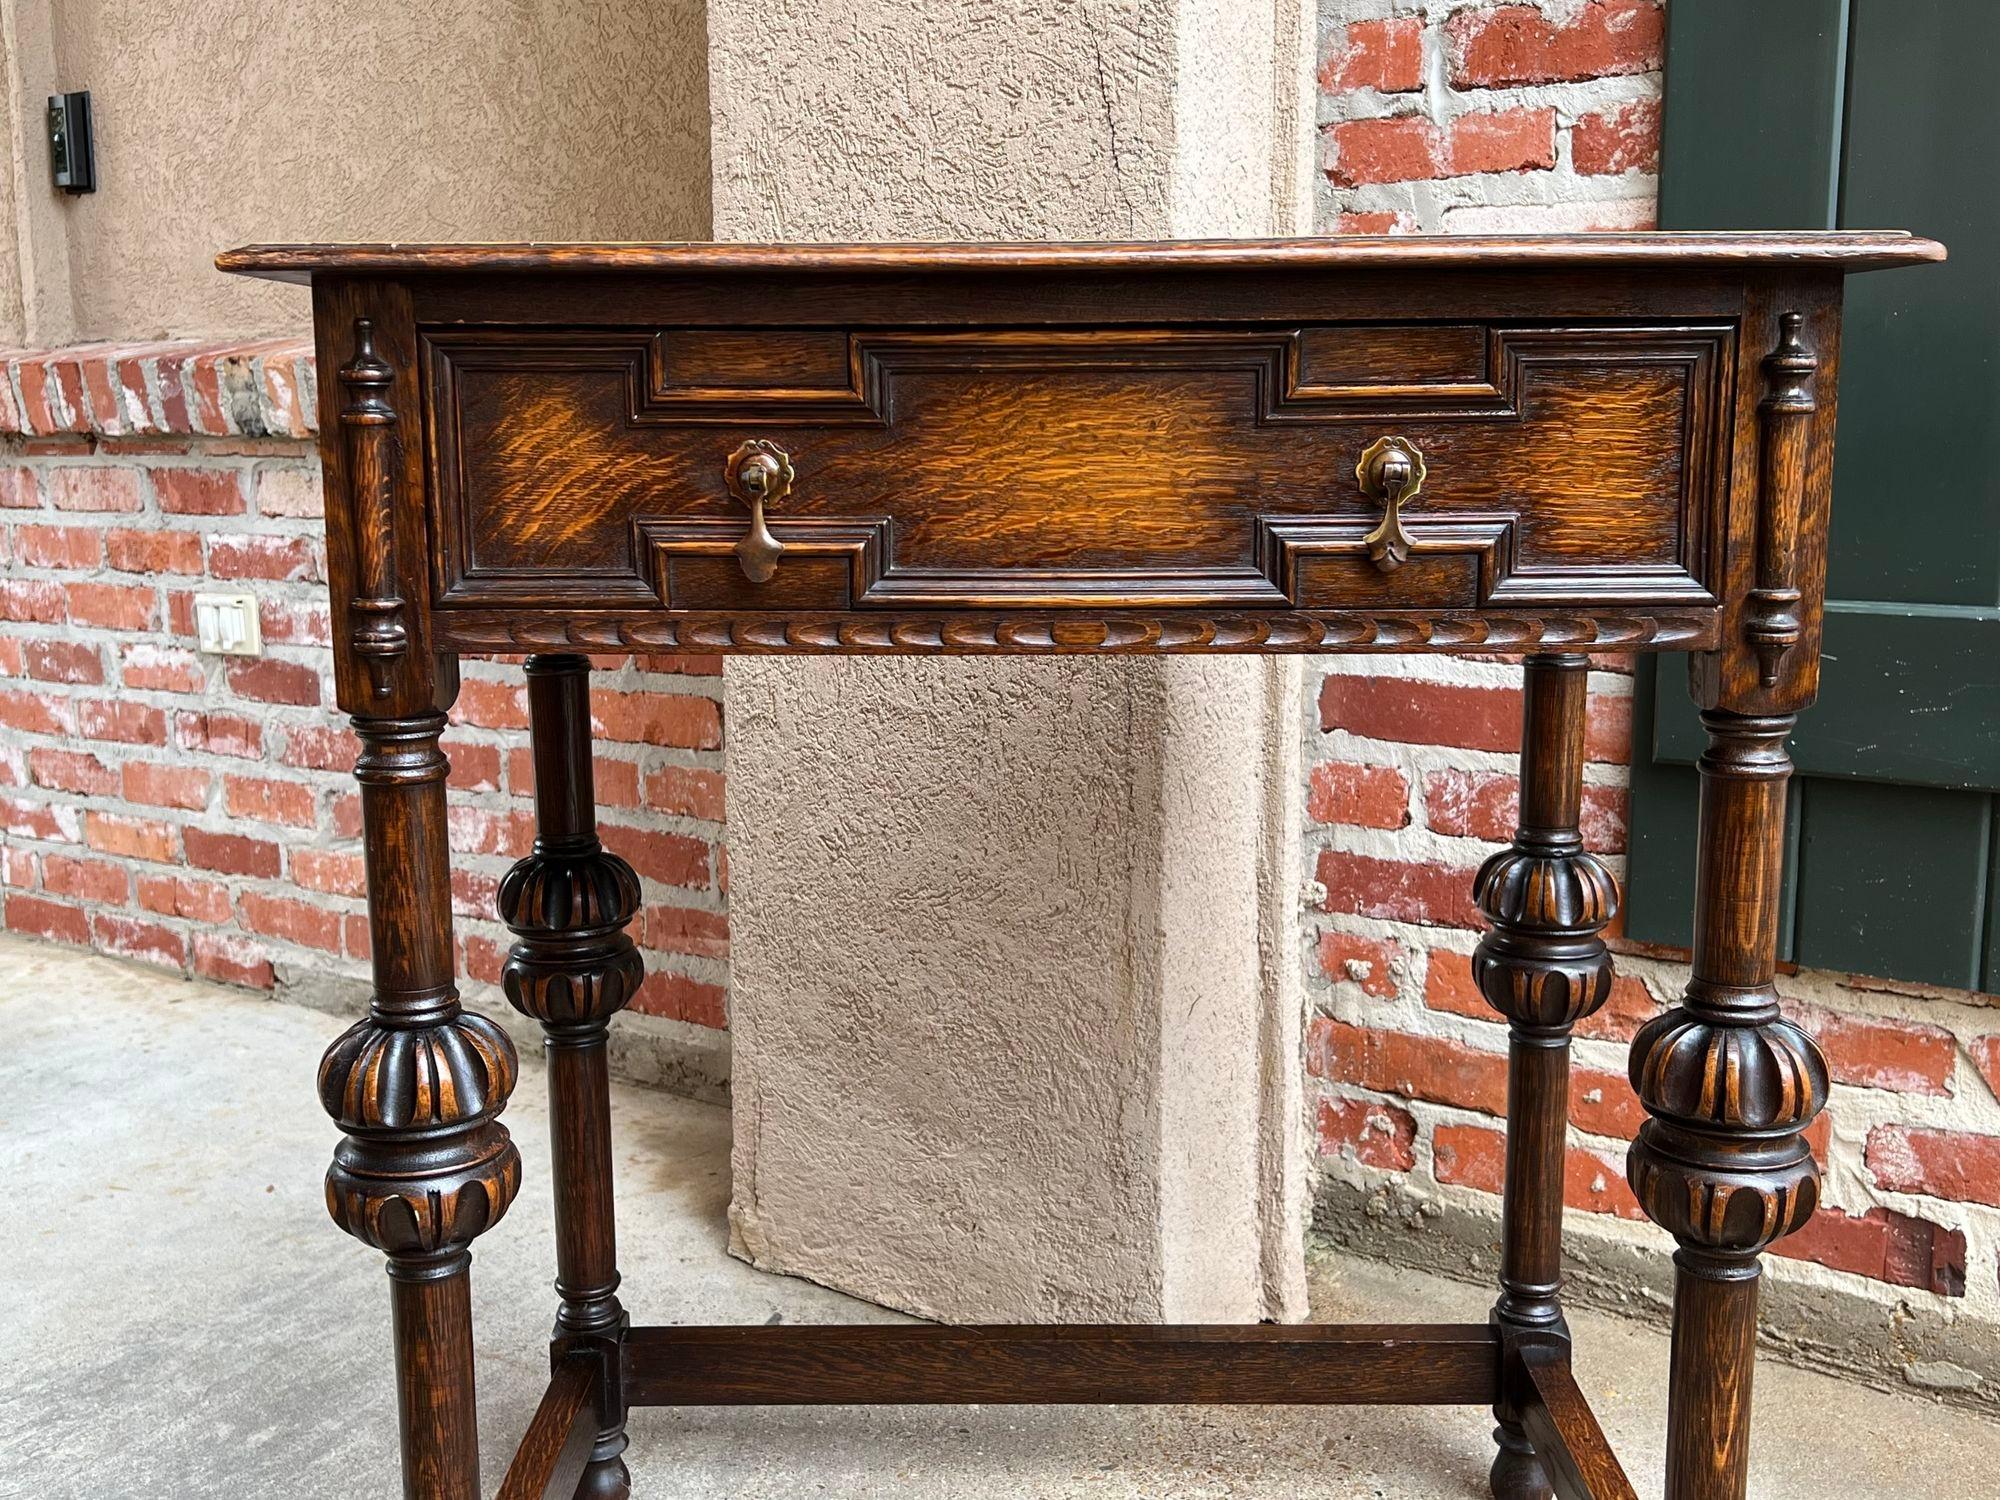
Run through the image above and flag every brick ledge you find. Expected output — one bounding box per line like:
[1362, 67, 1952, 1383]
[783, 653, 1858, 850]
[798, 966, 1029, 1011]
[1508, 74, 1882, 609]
[1, 337, 316, 441]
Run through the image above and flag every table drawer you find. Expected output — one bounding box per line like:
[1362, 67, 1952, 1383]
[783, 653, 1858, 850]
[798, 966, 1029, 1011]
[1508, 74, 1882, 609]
[424, 322, 1730, 616]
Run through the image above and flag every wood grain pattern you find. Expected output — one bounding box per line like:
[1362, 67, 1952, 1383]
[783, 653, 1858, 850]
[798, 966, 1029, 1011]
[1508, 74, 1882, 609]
[217, 230, 1944, 282]
[1692, 289, 1846, 718]
[1744, 312, 1817, 684]
[426, 325, 1727, 618]
[1627, 713, 1830, 1500]
[1473, 654, 1620, 1500]
[389, 1258, 483, 1500]
[1515, 1344, 1640, 1500]
[623, 1323, 1500, 1407]
[336, 318, 409, 700]
[496, 1358, 600, 1500]
[499, 654, 641, 1500]
[321, 708, 519, 1500]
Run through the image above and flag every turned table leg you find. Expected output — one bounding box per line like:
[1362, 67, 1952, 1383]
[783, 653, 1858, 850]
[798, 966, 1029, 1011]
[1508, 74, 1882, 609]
[501, 654, 645, 1500]
[320, 711, 521, 1500]
[1627, 711, 1827, 1500]
[1473, 654, 1619, 1500]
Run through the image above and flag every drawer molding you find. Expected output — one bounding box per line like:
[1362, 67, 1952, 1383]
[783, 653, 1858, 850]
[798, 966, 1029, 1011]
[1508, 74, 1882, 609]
[425, 322, 1726, 425]
[640, 513, 1715, 616]
[427, 322, 1731, 616]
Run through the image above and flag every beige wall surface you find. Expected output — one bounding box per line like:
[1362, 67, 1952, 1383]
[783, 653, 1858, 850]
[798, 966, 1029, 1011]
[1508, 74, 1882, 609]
[9, 0, 711, 340]
[707, 0, 1177, 241]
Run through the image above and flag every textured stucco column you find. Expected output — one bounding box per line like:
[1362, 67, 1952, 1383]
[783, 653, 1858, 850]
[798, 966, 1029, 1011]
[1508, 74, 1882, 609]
[0, 0, 75, 343]
[711, 0, 1317, 1323]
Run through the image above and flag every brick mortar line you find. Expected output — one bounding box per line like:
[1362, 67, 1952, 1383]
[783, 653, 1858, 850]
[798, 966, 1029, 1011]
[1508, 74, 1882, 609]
[1305, 904, 2000, 1039]
[1317, 72, 1663, 126]
[1314, 1092, 2000, 1318]
[5, 823, 730, 968]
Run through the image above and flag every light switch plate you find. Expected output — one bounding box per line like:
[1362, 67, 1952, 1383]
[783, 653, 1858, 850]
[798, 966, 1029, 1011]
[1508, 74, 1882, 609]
[193, 591, 262, 656]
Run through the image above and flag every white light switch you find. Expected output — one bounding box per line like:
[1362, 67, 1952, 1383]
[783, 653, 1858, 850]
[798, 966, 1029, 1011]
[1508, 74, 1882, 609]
[193, 591, 263, 656]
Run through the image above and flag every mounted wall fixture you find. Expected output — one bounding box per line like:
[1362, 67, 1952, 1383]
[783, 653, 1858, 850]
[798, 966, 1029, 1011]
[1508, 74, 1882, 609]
[47, 91, 94, 195]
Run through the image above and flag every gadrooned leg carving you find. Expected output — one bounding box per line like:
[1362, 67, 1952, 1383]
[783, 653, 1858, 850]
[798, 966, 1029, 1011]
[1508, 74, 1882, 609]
[321, 711, 520, 1500]
[1627, 711, 1828, 1500]
[1471, 653, 1618, 1500]
[499, 654, 644, 1500]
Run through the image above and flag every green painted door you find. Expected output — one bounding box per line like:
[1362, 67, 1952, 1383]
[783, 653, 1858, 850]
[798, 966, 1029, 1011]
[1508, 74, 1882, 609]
[1626, 0, 2000, 990]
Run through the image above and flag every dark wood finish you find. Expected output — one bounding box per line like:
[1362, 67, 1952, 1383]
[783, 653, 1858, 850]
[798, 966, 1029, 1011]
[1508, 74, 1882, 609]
[1626, 299, 1842, 1500]
[1473, 653, 1619, 1500]
[229, 234, 1940, 667]
[217, 231, 1942, 281]
[624, 1323, 1499, 1407]
[318, 705, 521, 1500]
[1627, 712, 1827, 1500]
[1743, 313, 1816, 685]
[432, 605, 1722, 656]
[497, 1359, 601, 1500]
[223, 233, 1938, 1500]
[387, 1259, 483, 1500]
[424, 323, 1727, 617]
[1514, 1344, 1639, 1500]
[500, 654, 643, 1500]
[337, 319, 411, 699]
[310, 277, 521, 1500]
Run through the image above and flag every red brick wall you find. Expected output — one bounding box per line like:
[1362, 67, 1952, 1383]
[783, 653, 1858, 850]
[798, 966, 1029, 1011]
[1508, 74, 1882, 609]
[1319, 0, 1661, 233]
[0, 339, 728, 1030]
[1306, 0, 2000, 1322]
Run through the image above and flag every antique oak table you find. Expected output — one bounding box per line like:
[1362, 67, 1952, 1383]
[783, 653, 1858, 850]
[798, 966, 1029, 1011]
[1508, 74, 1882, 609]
[219, 232, 1942, 1500]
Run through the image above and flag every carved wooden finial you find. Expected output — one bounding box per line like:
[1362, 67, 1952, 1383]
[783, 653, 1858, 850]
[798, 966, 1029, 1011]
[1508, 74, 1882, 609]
[339, 317, 410, 700]
[1759, 311, 1818, 415]
[341, 317, 394, 400]
[1744, 312, 1819, 687]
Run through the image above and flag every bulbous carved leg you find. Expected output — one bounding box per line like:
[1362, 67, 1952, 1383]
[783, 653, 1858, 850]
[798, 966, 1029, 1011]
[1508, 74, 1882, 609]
[500, 654, 644, 1500]
[1628, 712, 1828, 1500]
[1472, 654, 1618, 1500]
[321, 712, 520, 1500]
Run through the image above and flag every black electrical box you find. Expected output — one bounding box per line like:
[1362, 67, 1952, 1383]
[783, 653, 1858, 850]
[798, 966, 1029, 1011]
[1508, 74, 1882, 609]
[47, 91, 93, 195]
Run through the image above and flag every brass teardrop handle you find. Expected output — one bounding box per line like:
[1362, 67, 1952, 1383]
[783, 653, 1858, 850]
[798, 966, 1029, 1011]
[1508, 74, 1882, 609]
[724, 438, 793, 583]
[1356, 435, 1427, 573]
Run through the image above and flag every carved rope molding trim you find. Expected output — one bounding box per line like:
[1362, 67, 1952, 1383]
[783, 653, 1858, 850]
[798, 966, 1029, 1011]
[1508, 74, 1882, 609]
[431, 608, 1721, 655]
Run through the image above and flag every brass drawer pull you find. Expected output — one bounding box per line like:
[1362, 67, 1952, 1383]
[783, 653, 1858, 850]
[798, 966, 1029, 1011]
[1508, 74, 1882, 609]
[1356, 435, 1427, 572]
[725, 438, 793, 582]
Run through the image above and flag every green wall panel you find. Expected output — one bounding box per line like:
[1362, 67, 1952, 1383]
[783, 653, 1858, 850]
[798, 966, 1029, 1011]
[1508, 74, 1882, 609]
[1650, 604, 2000, 791]
[1623, 664, 1699, 950]
[1833, 1, 2000, 605]
[1657, 0, 1847, 229]
[1630, 0, 1999, 992]
[1792, 780, 1992, 990]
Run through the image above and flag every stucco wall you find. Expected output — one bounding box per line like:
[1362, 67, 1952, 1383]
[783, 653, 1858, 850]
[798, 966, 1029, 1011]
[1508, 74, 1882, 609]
[708, 0, 1186, 241]
[12, 0, 711, 339]
[712, 0, 1317, 1323]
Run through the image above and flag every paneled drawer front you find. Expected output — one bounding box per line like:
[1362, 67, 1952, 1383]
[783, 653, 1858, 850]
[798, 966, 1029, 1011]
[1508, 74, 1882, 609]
[425, 323, 1730, 615]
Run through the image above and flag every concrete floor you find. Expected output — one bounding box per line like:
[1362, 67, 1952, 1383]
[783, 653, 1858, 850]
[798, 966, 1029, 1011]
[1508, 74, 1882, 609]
[2, 935, 1994, 1498]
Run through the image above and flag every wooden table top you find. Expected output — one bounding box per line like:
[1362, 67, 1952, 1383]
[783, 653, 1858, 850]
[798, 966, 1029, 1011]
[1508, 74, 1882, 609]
[218, 229, 1938, 707]
[219, 231, 1943, 282]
